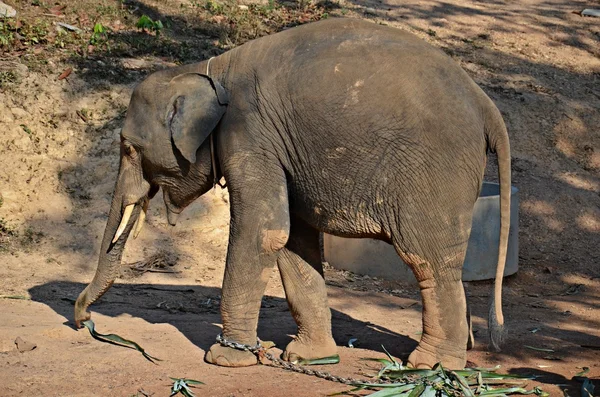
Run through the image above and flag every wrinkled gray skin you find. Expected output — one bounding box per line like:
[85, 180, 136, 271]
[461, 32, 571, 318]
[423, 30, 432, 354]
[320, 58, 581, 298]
[75, 18, 511, 370]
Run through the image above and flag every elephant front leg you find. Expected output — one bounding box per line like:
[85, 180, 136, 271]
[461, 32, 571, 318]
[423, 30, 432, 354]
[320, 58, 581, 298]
[278, 217, 337, 363]
[205, 159, 291, 367]
[408, 277, 468, 369]
[205, 251, 280, 367]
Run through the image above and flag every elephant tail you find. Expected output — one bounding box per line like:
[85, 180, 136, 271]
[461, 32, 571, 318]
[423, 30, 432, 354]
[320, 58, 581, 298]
[484, 104, 511, 352]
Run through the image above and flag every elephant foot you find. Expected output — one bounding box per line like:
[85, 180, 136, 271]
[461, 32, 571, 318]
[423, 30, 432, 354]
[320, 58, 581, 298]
[407, 344, 466, 370]
[205, 343, 258, 367]
[282, 336, 338, 363]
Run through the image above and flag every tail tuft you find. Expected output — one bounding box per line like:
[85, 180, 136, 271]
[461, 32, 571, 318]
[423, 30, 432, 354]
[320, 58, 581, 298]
[488, 299, 506, 352]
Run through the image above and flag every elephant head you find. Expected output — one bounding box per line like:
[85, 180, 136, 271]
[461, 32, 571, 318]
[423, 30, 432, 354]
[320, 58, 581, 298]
[74, 70, 229, 327]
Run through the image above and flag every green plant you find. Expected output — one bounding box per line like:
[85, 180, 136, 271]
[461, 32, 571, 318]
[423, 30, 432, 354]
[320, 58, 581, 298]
[20, 124, 32, 135]
[21, 226, 44, 248]
[21, 20, 49, 45]
[90, 22, 109, 47]
[53, 29, 79, 49]
[203, 0, 224, 14]
[0, 25, 13, 47]
[0, 70, 18, 88]
[135, 15, 164, 36]
[0, 19, 50, 49]
[0, 218, 18, 252]
[0, 219, 15, 236]
[0, 21, 16, 48]
[170, 377, 204, 397]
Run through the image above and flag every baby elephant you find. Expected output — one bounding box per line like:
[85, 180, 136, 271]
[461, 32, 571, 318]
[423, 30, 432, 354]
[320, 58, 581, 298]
[75, 18, 511, 369]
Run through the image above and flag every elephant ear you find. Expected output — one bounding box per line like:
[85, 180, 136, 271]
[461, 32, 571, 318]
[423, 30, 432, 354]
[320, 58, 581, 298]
[167, 73, 229, 163]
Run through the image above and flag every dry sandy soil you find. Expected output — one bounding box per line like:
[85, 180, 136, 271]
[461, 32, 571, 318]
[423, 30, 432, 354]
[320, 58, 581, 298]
[1, 0, 599, 396]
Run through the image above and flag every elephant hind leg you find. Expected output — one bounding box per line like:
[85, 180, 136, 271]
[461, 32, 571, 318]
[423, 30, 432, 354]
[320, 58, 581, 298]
[278, 216, 337, 363]
[393, 226, 471, 369]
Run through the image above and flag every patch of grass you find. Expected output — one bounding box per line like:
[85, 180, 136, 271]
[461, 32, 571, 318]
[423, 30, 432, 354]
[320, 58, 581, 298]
[0, 70, 19, 88]
[0, 18, 51, 51]
[0, 218, 18, 253]
[191, 0, 328, 47]
[0, 20, 16, 48]
[21, 226, 44, 249]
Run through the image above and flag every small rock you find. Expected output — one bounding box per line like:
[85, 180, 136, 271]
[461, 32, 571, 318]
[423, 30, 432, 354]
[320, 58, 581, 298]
[120, 58, 147, 69]
[238, 0, 269, 4]
[120, 57, 177, 70]
[0, 1, 17, 18]
[0, 60, 29, 78]
[10, 107, 29, 119]
[14, 337, 37, 353]
[56, 22, 82, 33]
[0, 112, 14, 123]
[0, 103, 14, 123]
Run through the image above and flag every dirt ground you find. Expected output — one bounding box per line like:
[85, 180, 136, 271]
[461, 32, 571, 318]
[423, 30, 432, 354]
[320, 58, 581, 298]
[1, 0, 599, 396]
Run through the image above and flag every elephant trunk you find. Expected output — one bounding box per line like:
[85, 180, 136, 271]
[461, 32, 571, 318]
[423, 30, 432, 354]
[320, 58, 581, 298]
[74, 185, 141, 327]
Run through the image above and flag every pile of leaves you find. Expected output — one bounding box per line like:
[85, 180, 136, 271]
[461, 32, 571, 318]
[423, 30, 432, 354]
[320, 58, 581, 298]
[342, 349, 549, 397]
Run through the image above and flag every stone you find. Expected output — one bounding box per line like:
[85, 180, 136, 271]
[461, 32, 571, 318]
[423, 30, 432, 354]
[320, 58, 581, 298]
[120, 57, 177, 70]
[14, 336, 37, 353]
[238, 0, 269, 4]
[0, 61, 29, 79]
[0, 1, 16, 18]
[10, 107, 29, 119]
[0, 103, 14, 123]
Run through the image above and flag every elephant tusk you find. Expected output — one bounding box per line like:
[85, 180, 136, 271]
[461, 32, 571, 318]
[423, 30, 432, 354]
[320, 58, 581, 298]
[132, 199, 148, 239]
[112, 204, 135, 243]
[166, 207, 179, 226]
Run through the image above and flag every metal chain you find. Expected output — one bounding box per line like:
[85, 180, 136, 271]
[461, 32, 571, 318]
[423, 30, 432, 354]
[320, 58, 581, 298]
[214, 334, 445, 388]
[216, 333, 262, 352]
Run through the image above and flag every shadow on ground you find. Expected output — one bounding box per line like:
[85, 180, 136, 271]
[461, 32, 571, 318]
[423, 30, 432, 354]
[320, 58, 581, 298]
[28, 280, 417, 362]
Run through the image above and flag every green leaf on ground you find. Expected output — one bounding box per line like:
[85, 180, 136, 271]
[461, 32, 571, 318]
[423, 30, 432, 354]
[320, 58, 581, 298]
[82, 320, 161, 364]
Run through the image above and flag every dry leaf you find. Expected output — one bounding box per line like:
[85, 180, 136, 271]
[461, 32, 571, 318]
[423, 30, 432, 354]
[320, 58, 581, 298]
[76, 110, 88, 123]
[48, 5, 66, 16]
[58, 68, 72, 80]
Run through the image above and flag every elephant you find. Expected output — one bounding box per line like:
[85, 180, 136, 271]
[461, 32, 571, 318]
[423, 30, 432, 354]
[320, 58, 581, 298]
[74, 17, 511, 370]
